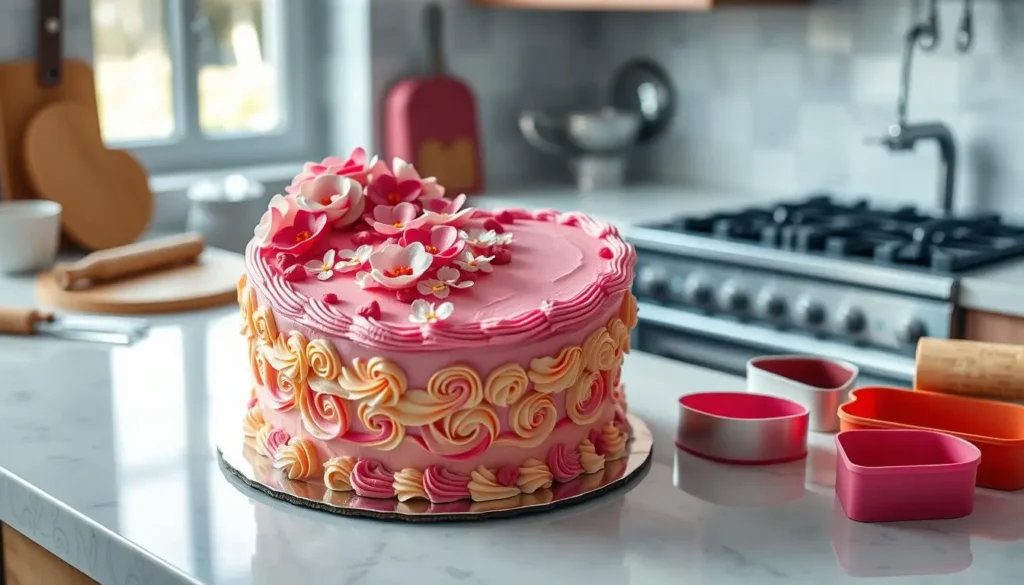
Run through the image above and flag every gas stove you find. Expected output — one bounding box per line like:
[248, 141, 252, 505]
[626, 194, 1024, 383]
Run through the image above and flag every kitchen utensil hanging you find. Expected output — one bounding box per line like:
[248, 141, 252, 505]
[609, 57, 675, 144]
[384, 2, 483, 195]
[0, 307, 148, 345]
[36, 234, 246, 315]
[0, 0, 99, 202]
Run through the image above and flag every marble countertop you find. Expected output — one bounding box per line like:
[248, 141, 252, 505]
[1, 299, 1024, 584]
[473, 185, 1024, 317]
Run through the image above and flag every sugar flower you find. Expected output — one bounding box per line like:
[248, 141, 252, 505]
[454, 251, 494, 273]
[409, 299, 455, 324]
[459, 228, 512, 250]
[369, 202, 428, 236]
[416, 266, 473, 299]
[304, 250, 339, 281]
[399, 225, 466, 268]
[354, 271, 380, 290]
[295, 175, 366, 229]
[422, 194, 473, 228]
[367, 173, 422, 207]
[270, 210, 328, 256]
[393, 158, 445, 200]
[368, 242, 434, 289]
[286, 148, 370, 193]
[254, 194, 295, 247]
[335, 245, 372, 273]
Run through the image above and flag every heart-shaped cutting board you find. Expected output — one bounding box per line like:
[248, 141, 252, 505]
[23, 101, 153, 250]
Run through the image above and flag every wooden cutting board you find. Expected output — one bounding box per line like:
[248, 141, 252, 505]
[0, 0, 100, 202]
[0, 99, 12, 200]
[0, 0, 152, 250]
[384, 3, 483, 195]
[35, 248, 245, 315]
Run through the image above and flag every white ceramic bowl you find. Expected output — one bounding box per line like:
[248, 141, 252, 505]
[746, 355, 859, 433]
[0, 200, 62, 274]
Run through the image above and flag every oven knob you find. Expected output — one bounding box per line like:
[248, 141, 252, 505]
[896, 319, 927, 345]
[839, 307, 867, 334]
[757, 291, 787, 320]
[682, 275, 714, 307]
[719, 282, 749, 313]
[636, 265, 668, 299]
[796, 298, 826, 327]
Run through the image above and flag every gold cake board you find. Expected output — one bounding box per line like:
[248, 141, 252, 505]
[217, 414, 653, 522]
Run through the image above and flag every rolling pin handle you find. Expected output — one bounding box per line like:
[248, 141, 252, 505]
[0, 307, 54, 335]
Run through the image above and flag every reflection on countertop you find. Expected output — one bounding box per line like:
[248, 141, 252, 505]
[1, 303, 1023, 584]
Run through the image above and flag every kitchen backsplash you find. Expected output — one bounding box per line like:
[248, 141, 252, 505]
[595, 0, 1024, 217]
[4, 0, 1024, 219]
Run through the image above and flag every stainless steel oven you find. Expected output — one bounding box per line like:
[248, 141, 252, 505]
[633, 303, 914, 388]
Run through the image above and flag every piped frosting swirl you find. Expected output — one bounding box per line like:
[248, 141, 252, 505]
[273, 438, 319, 480]
[323, 456, 356, 491]
[350, 459, 396, 499]
[468, 466, 521, 502]
[422, 466, 470, 503]
[577, 439, 606, 474]
[393, 468, 428, 502]
[516, 458, 553, 494]
[547, 443, 584, 484]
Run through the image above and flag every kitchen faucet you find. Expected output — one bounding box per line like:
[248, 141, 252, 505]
[869, 0, 973, 216]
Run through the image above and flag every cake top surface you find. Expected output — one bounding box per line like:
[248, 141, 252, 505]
[245, 149, 635, 351]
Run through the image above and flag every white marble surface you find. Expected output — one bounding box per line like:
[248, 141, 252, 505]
[1, 296, 1024, 584]
[472, 185, 1024, 317]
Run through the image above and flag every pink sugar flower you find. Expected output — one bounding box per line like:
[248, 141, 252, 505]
[269, 210, 328, 256]
[399, 226, 466, 268]
[369, 202, 428, 236]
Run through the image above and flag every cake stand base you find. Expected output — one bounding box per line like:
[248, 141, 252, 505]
[217, 414, 653, 522]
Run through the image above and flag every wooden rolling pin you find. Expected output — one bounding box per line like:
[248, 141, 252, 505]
[915, 337, 1024, 400]
[52, 233, 205, 290]
[0, 307, 54, 334]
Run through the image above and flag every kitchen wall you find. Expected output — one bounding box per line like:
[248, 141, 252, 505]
[368, 0, 604, 188]
[596, 0, 1024, 217]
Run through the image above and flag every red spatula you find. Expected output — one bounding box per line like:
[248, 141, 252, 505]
[384, 3, 483, 195]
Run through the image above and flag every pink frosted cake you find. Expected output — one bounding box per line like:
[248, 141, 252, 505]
[238, 149, 637, 505]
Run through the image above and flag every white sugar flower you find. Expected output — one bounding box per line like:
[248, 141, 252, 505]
[354, 270, 380, 289]
[458, 228, 499, 249]
[368, 242, 434, 289]
[416, 266, 473, 299]
[454, 251, 494, 273]
[493, 231, 514, 246]
[409, 299, 454, 324]
[335, 245, 372, 273]
[304, 250, 338, 281]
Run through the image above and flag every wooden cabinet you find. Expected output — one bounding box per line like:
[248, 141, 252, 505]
[1, 523, 97, 585]
[963, 310, 1024, 345]
[472, 0, 806, 10]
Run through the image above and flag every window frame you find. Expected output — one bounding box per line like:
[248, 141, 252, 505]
[99, 0, 320, 175]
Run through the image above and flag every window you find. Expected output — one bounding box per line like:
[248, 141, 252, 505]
[91, 0, 318, 174]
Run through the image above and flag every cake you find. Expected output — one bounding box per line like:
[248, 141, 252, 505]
[238, 148, 637, 505]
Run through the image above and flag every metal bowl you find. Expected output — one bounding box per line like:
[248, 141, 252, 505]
[565, 107, 641, 153]
[676, 392, 809, 465]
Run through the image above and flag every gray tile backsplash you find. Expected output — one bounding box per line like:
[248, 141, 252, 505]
[3, 0, 1022, 219]
[596, 0, 1024, 217]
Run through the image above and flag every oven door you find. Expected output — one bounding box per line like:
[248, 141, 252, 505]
[634, 304, 913, 388]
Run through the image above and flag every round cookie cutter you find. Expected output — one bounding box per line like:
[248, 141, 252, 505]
[217, 414, 653, 522]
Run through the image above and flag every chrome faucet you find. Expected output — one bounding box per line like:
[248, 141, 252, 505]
[868, 0, 973, 216]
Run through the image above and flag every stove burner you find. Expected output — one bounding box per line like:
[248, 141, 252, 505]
[660, 194, 1024, 274]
